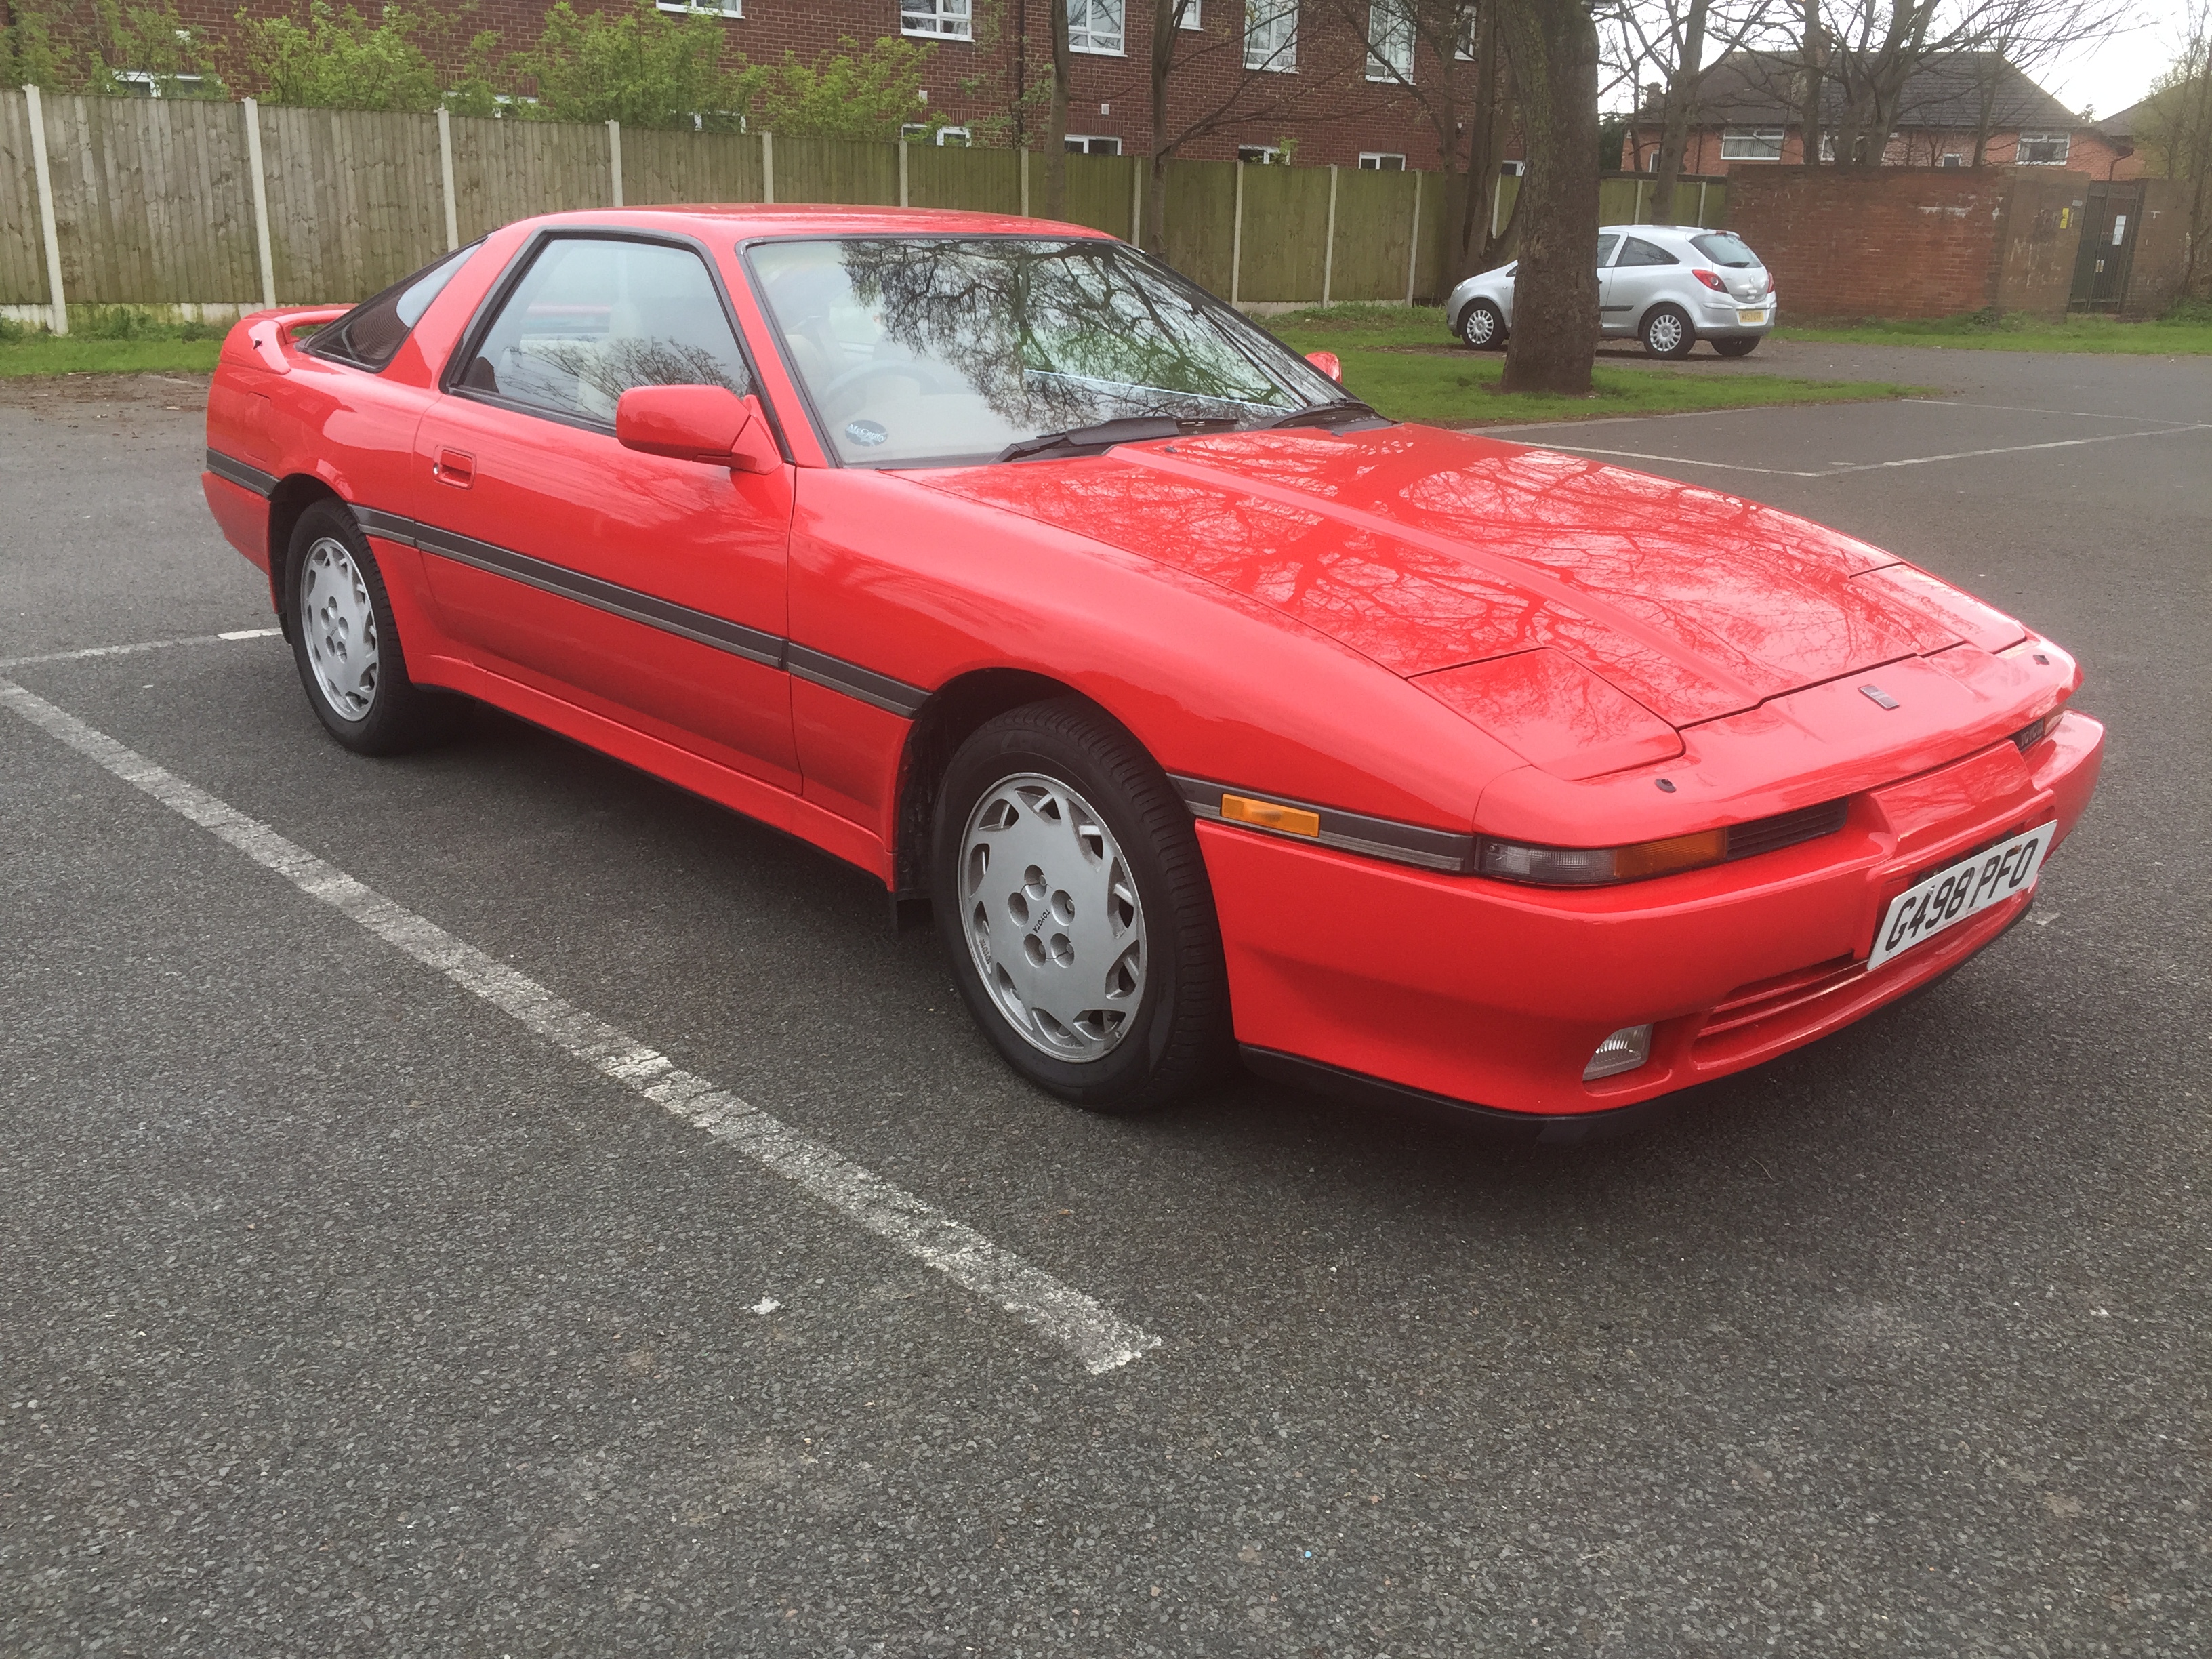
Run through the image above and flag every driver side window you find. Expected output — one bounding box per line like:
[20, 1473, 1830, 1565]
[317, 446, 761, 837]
[458, 237, 750, 424]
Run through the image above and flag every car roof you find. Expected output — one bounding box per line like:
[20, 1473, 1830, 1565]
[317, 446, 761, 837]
[511, 205, 1117, 242]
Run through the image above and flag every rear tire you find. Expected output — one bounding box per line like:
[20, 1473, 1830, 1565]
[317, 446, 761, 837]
[932, 699, 1230, 1114]
[1713, 335, 1760, 358]
[1459, 300, 1507, 351]
[287, 499, 461, 756]
[1641, 304, 1695, 359]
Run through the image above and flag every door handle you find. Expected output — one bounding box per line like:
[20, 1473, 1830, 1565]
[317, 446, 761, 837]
[432, 448, 474, 488]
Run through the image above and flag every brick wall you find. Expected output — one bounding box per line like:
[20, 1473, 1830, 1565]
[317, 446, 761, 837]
[56, 0, 1492, 170]
[1635, 125, 2144, 180]
[1727, 167, 2013, 319]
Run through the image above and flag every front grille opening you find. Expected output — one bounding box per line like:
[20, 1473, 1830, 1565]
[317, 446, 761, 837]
[1724, 798, 1849, 863]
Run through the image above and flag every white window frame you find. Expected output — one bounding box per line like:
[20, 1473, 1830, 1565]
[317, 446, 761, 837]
[1720, 126, 1785, 161]
[657, 0, 740, 15]
[1069, 0, 1125, 54]
[2015, 130, 2070, 165]
[1237, 143, 1283, 163]
[901, 0, 972, 41]
[1366, 1, 1414, 83]
[1498, 159, 1524, 176]
[113, 69, 209, 98]
[1455, 3, 1478, 58]
[935, 125, 972, 146]
[1244, 0, 1298, 73]
[1938, 151, 1963, 167]
[1063, 134, 1124, 155]
[1178, 0, 1202, 24]
[1358, 151, 1406, 170]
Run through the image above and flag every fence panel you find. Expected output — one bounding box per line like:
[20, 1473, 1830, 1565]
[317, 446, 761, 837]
[1236, 163, 1332, 303]
[1061, 151, 1139, 239]
[775, 135, 898, 206]
[907, 142, 1021, 215]
[1415, 171, 1475, 300]
[623, 127, 763, 207]
[451, 115, 612, 244]
[259, 106, 443, 304]
[1328, 167, 1420, 302]
[0, 90, 47, 305]
[39, 94, 258, 304]
[1161, 157, 1235, 297]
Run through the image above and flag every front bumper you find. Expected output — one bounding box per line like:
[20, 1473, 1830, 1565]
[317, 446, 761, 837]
[1204, 712, 2102, 1124]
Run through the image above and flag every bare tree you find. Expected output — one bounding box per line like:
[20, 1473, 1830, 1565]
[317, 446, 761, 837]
[1046, 0, 1072, 217]
[1610, 0, 1779, 220]
[1500, 0, 1602, 393]
[2140, 3, 2212, 291]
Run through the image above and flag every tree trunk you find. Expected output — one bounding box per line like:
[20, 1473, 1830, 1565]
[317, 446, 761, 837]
[1044, 0, 1071, 218]
[1145, 0, 1181, 252]
[1651, 0, 1711, 223]
[1498, 0, 1599, 395]
[1452, 3, 1502, 281]
[1799, 0, 1822, 166]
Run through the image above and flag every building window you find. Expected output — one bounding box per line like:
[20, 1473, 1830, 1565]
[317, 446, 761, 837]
[1939, 151, 1963, 167]
[1238, 143, 1283, 163]
[1366, 1, 1413, 81]
[1720, 126, 1785, 161]
[657, 0, 739, 14]
[1069, 0, 1125, 54]
[935, 125, 972, 146]
[1065, 134, 1123, 155]
[2016, 131, 2070, 165]
[1178, 0, 1202, 24]
[1498, 159, 1524, 176]
[901, 0, 972, 41]
[112, 69, 209, 98]
[1358, 152, 1406, 169]
[1455, 4, 1478, 58]
[1245, 0, 1297, 73]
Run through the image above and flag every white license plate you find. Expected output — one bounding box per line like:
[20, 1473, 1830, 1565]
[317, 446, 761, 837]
[1868, 821, 2055, 968]
[1737, 309, 1768, 325]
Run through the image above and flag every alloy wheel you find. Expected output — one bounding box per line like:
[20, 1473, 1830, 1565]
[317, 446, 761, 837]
[300, 536, 380, 721]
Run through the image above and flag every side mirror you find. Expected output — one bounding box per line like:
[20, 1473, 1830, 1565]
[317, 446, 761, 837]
[1305, 349, 1343, 382]
[615, 384, 781, 474]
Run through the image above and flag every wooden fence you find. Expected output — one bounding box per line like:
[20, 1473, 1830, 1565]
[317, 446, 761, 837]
[1, 87, 1727, 325]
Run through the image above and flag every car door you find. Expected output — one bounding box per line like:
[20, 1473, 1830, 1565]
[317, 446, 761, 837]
[1591, 233, 1624, 333]
[1605, 234, 1680, 335]
[411, 232, 799, 790]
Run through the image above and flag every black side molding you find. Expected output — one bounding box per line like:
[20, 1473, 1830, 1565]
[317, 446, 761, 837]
[205, 447, 277, 496]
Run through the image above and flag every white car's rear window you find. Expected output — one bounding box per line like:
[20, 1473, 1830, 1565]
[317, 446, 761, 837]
[1690, 232, 1759, 269]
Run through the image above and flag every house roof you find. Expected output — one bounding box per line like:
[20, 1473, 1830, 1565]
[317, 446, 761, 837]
[1638, 50, 2083, 134]
[2095, 96, 2153, 139]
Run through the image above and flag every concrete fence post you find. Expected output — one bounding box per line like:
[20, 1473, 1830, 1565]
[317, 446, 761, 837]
[761, 131, 774, 204]
[1405, 169, 1421, 305]
[1130, 155, 1143, 244]
[1019, 146, 1030, 217]
[1491, 173, 1504, 242]
[1230, 161, 1244, 306]
[899, 137, 910, 208]
[242, 98, 276, 309]
[1321, 163, 1339, 306]
[607, 119, 623, 207]
[1696, 179, 1708, 226]
[22, 84, 68, 335]
[436, 107, 459, 251]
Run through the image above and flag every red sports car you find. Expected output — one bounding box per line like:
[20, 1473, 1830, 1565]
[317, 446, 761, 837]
[201, 207, 2102, 1139]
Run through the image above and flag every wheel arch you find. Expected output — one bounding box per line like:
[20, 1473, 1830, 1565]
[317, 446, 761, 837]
[890, 668, 1153, 903]
[265, 472, 346, 638]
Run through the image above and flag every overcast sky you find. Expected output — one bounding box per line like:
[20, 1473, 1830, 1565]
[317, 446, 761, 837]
[2042, 0, 2196, 118]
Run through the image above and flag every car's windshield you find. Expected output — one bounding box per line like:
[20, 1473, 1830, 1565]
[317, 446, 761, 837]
[747, 236, 1348, 466]
[1689, 232, 1760, 268]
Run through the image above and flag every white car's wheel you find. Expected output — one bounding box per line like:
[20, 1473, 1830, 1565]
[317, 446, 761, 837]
[1459, 300, 1507, 351]
[1641, 305, 1694, 359]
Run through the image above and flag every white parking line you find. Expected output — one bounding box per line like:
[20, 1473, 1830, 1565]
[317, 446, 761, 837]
[0, 675, 1161, 1376]
[0, 627, 281, 672]
[1525, 421, 2212, 479]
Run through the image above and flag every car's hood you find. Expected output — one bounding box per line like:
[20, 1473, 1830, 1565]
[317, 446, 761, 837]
[914, 424, 2023, 730]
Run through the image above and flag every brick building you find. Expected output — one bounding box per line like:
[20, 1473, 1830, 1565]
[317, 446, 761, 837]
[1623, 50, 2142, 182]
[30, 0, 1504, 173]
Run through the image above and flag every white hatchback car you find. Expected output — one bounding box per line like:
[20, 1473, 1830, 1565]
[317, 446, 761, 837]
[1445, 225, 1776, 358]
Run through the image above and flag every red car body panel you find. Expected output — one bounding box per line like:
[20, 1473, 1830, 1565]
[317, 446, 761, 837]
[200, 206, 2104, 1126]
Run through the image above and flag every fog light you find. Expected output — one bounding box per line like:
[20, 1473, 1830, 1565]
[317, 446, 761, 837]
[1584, 1024, 1652, 1081]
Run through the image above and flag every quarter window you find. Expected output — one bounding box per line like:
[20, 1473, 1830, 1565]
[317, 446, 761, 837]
[309, 244, 478, 373]
[2016, 131, 2070, 165]
[1245, 0, 1297, 72]
[1720, 126, 1785, 161]
[1594, 233, 1620, 267]
[901, 0, 972, 41]
[455, 239, 750, 425]
[1069, 0, 1125, 53]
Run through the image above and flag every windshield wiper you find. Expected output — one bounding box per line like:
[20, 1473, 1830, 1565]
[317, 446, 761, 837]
[994, 415, 1238, 464]
[1253, 397, 1383, 432]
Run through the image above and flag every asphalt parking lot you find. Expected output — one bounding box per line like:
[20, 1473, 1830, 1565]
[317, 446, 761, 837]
[3, 345, 2207, 1658]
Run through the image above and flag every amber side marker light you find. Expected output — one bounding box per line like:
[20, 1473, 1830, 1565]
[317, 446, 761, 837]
[1479, 828, 1727, 886]
[1221, 794, 1322, 838]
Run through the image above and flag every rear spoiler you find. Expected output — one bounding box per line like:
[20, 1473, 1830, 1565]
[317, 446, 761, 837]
[241, 304, 350, 373]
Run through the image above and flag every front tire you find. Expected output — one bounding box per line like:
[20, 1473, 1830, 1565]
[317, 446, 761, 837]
[932, 699, 1230, 1113]
[1713, 335, 1760, 358]
[1641, 304, 1695, 359]
[1459, 300, 1507, 351]
[287, 499, 458, 755]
